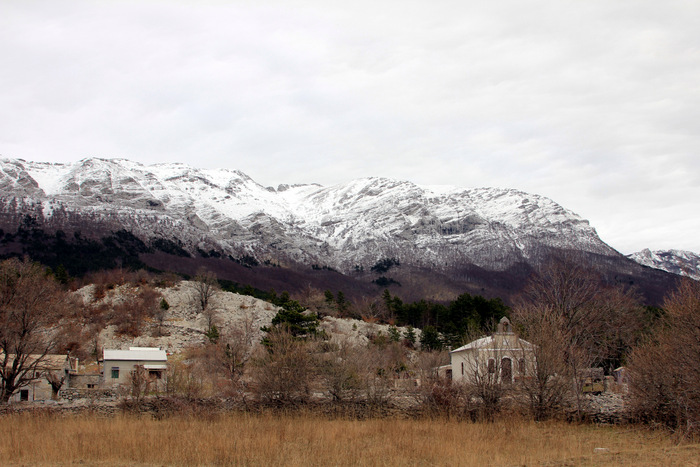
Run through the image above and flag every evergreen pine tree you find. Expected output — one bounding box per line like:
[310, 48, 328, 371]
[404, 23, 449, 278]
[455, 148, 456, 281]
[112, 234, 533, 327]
[205, 324, 220, 344]
[420, 325, 442, 351]
[336, 291, 348, 314]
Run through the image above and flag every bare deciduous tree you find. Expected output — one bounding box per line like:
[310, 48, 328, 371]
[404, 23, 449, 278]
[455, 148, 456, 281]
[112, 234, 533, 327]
[216, 310, 256, 397]
[191, 269, 220, 339]
[130, 365, 151, 401]
[521, 257, 642, 369]
[170, 308, 258, 399]
[412, 351, 466, 416]
[461, 347, 512, 422]
[298, 286, 338, 318]
[357, 296, 383, 322]
[165, 358, 205, 398]
[352, 341, 411, 407]
[45, 371, 65, 400]
[250, 330, 317, 406]
[513, 304, 571, 420]
[514, 257, 643, 418]
[318, 341, 365, 402]
[112, 285, 161, 337]
[627, 278, 700, 435]
[191, 268, 219, 314]
[0, 258, 70, 403]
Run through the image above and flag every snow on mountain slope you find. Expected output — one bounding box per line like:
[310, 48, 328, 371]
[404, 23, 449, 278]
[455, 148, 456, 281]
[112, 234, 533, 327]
[0, 157, 619, 271]
[628, 249, 700, 281]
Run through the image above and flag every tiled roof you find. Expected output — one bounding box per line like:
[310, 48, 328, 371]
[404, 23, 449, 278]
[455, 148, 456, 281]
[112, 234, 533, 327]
[0, 353, 68, 369]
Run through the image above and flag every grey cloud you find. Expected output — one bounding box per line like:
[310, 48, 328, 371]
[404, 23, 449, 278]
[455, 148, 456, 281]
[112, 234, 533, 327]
[1, 0, 699, 254]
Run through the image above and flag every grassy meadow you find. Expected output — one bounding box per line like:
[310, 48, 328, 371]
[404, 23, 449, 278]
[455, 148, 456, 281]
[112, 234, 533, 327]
[1, 411, 699, 466]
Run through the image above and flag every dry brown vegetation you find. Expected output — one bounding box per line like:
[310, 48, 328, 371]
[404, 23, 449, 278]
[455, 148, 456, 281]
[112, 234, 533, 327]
[0, 257, 75, 403]
[512, 257, 644, 420]
[627, 278, 700, 435]
[0, 412, 697, 466]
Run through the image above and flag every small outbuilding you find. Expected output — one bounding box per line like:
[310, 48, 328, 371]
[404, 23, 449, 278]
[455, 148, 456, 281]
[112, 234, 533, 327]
[102, 347, 168, 389]
[448, 317, 535, 384]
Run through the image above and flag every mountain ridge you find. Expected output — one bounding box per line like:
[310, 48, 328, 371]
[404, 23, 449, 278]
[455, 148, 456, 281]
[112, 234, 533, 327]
[0, 157, 615, 271]
[628, 249, 700, 281]
[0, 157, 684, 304]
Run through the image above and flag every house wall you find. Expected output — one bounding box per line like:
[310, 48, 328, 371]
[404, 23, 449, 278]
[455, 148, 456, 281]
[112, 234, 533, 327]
[8, 377, 57, 403]
[436, 364, 452, 380]
[102, 359, 167, 388]
[68, 373, 102, 389]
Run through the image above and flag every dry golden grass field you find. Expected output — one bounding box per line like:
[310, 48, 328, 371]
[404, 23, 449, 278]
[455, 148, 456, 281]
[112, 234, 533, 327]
[1, 412, 699, 466]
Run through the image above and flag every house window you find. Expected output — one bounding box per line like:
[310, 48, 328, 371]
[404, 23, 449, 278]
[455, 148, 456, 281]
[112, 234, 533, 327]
[20, 389, 29, 401]
[461, 362, 464, 375]
[149, 370, 162, 380]
[111, 367, 120, 379]
[87, 384, 96, 389]
[487, 358, 495, 374]
[519, 358, 526, 374]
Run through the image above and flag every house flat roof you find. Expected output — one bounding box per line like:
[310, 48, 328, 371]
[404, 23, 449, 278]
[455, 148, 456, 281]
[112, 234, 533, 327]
[103, 347, 167, 362]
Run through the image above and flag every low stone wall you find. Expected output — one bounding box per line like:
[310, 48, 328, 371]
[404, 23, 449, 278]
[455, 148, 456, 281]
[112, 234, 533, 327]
[59, 387, 119, 402]
[0, 390, 631, 423]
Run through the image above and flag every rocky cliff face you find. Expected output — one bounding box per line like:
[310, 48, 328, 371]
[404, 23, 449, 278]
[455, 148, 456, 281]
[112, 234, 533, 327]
[628, 249, 700, 281]
[0, 157, 619, 273]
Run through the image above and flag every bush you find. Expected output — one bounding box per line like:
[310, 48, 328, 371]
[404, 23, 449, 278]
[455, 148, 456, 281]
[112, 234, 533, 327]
[250, 331, 317, 406]
[627, 279, 700, 434]
[113, 286, 160, 337]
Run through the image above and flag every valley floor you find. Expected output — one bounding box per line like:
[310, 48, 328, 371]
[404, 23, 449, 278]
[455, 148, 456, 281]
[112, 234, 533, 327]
[1, 411, 698, 466]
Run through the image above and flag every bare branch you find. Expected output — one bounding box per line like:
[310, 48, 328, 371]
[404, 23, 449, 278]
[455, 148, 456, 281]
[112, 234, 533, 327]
[0, 258, 70, 403]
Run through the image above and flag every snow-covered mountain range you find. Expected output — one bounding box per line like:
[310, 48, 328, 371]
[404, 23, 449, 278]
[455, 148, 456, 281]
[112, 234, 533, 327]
[628, 249, 700, 281]
[0, 157, 618, 273]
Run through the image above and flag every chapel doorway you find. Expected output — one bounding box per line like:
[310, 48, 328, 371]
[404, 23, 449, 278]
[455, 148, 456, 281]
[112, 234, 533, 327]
[501, 358, 512, 384]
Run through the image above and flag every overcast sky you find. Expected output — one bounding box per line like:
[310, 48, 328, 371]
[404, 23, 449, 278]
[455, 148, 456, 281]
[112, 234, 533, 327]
[1, 1, 698, 255]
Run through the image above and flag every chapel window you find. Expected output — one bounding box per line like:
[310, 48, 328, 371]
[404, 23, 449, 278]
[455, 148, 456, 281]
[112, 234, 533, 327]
[488, 358, 495, 374]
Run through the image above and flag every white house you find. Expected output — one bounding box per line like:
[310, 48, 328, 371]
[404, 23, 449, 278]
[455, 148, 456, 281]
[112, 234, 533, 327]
[448, 317, 535, 384]
[102, 347, 168, 389]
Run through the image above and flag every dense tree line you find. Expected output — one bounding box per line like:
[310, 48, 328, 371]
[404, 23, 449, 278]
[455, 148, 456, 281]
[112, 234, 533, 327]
[381, 290, 509, 348]
[1, 221, 151, 276]
[0, 221, 261, 281]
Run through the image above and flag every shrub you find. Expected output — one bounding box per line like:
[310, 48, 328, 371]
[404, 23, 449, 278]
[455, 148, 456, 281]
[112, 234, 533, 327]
[627, 279, 700, 434]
